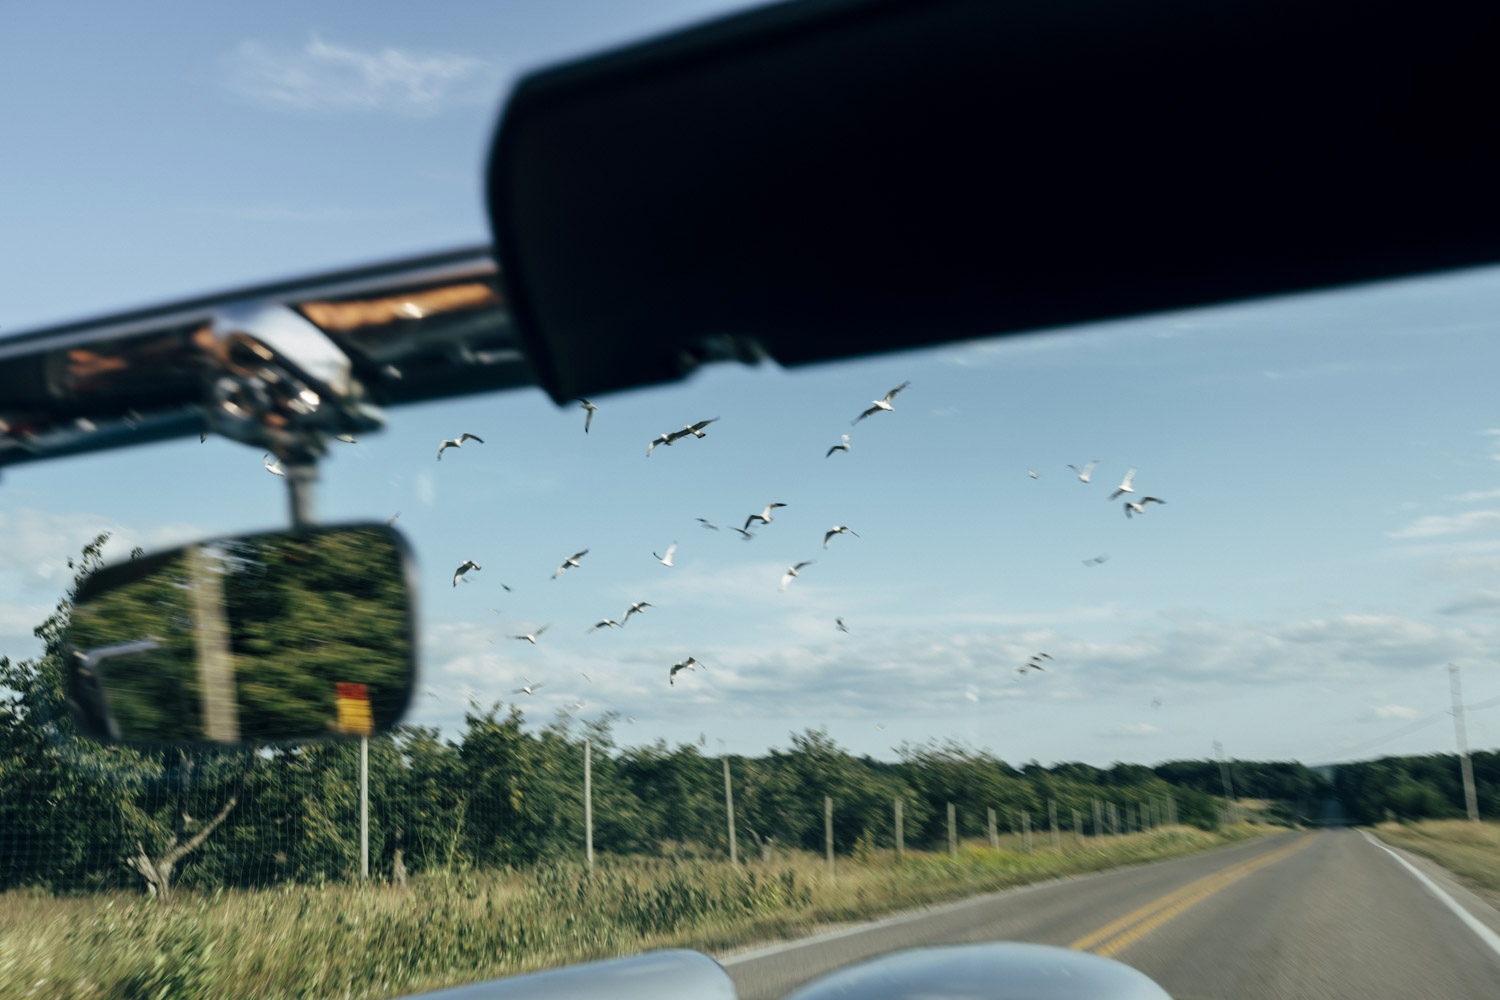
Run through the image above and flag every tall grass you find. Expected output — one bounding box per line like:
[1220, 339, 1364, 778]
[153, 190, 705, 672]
[0, 825, 1265, 1000]
[1371, 819, 1500, 905]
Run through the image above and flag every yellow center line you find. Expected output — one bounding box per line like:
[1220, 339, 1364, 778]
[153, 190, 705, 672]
[1068, 834, 1317, 957]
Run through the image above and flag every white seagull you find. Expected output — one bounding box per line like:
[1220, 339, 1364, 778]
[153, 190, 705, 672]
[552, 550, 589, 579]
[826, 434, 851, 458]
[1124, 497, 1167, 518]
[511, 626, 551, 644]
[1107, 467, 1138, 501]
[512, 680, 545, 695]
[852, 381, 911, 424]
[780, 561, 814, 591]
[823, 525, 860, 549]
[669, 657, 699, 685]
[436, 432, 484, 460]
[578, 398, 598, 433]
[452, 560, 481, 587]
[1028, 469, 1040, 479]
[588, 619, 621, 632]
[646, 433, 673, 457]
[1068, 460, 1100, 483]
[745, 502, 787, 530]
[622, 601, 653, 624]
[654, 542, 678, 567]
[836, 617, 849, 633]
[731, 527, 756, 541]
[678, 417, 719, 439]
[263, 454, 285, 477]
[335, 433, 358, 444]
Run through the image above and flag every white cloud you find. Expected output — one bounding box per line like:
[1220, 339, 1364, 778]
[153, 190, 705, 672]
[1103, 722, 1161, 738]
[1455, 488, 1500, 503]
[1370, 705, 1419, 720]
[222, 35, 500, 115]
[1388, 510, 1500, 539]
[1437, 590, 1500, 617]
[0, 509, 203, 589]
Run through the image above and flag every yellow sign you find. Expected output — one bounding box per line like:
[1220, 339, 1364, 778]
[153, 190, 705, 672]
[335, 682, 373, 735]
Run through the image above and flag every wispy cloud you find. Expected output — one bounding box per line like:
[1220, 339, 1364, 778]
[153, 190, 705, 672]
[1102, 722, 1161, 739]
[222, 35, 500, 115]
[1388, 510, 1500, 539]
[1437, 589, 1500, 617]
[1454, 488, 1500, 503]
[1368, 704, 1419, 721]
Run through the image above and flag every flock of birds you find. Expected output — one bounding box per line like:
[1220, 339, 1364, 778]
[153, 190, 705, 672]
[256, 375, 1169, 704]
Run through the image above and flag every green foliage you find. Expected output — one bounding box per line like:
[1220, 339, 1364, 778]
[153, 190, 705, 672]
[1336, 752, 1500, 823]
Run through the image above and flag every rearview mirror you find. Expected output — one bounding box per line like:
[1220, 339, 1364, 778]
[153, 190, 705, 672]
[65, 523, 417, 747]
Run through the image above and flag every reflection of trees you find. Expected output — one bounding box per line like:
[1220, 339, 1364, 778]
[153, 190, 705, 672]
[69, 554, 204, 742]
[222, 528, 410, 743]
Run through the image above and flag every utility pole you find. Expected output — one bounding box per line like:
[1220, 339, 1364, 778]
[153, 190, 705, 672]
[825, 796, 835, 874]
[894, 799, 904, 857]
[722, 748, 738, 866]
[1214, 741, 1237, 824]
[359, 735, 369, 883]
[584, 739, 594, 869]
[1450, 664, 1481, 822]
[947, 803, 958, 858]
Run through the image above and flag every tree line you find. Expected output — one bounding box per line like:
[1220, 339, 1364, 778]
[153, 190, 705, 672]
[2, 534, 1328, 897]
[1335, 751, 1500, 823]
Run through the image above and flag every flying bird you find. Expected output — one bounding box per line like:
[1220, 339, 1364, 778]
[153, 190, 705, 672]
[1151, 699, 1163, 710]
[263, 454, 285, 477]
[512, 680, 545, 695]
[670, 657, 698, 685]
[335, 433, 357, 444]
[1107, 467, 1138, 501]
[646, 433, 673, 457]
[730, 527, 756, 541]
[745, 502, 787, 530]
[436, 432, 484, 460]
[1124, 497, 1167, 518]
[452, 560, 481, 587]
[678, 417, 719, 439]
[386, 512, 400, 526]
[696, 518, 719, 530]
[1028, 469, 1040, 479]
[874, 723, 886, 732]
[552, 550, 589, 579]
[836, 617, 849, 633]
[654, 542, 678, 567]
[511, 626, 551, 644]
[823, 525, 860, 549]
[578, 398, 598, 433]
[826, 434, 851, 458]
[1068, 460, 1100, 483]
[780, 561, 814, 591]
[588, 619, 621, 632]
[579, 672, 592, 683]
[1082, 554, 1109, 567]
[622, 601, 654, 624]
[201, 432, 207, 443]
[852, 381, 911, 424]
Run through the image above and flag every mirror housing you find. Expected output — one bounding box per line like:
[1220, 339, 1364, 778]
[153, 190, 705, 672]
[65, 523, 417, 748]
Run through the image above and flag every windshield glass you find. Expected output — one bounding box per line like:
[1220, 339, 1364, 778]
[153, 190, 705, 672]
[4, 4, 1500, 1000]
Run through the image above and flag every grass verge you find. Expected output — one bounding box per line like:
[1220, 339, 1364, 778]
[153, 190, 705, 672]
[0, 825, 1269, 1000]
[1369, 819, 1500, 909]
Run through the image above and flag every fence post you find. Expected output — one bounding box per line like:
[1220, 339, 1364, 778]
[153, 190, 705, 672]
[895, 799, 904, 858]
[723, 753, 737, 866]
[825, 795, 835, 875]
[584, 739, 594, 870]
[1073, 809, 1083, 846]
[359, 735, 369, 883]
[1048, 800, 1060, 850]
[987, 807, 998, 849]
[947, 803, 958, 858]
[1021, 810, 1032, 852]
[1108, 802, 1119, 835]
[1093, 798, 1103, 837]
[1168, 796, 1178, 825]
[1126, 803, 1135, 832]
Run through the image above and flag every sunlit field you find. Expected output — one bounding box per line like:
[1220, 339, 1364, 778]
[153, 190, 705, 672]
[0, 825, 1266, 1000]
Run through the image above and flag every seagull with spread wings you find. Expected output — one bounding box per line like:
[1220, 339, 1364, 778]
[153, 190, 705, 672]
[437, 432, 484, 460]
[745, 502, 787, 530]
[622, 601, 653, 624]
[696, 518, 719, 530]
[512, 679, 544, 695]
[452, 560, 481, 587]
[836, 617, 849, 633]
[1068, 460, 1100, 483]
[578, 398, 598, 433]
[263, 454, 285, 477]
[823, 525, 860, 549]
[654, 542, 678, 567]
[552, 550, 589, 579]
[826, 434, 851, 458]
[511, 626, 551, 644]
[1124, 497, 1167, 518]
[852, 381, 911, 424]
[780, 561, 814, 591]
[587, 619, 621, 632]
[669, 657, 699, 685]
[1107, 467, 1138, 501]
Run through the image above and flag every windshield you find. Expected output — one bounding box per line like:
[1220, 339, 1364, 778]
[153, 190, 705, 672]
[4, 4, 1500, 1000]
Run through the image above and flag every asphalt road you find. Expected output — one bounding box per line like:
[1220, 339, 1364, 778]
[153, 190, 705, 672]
[721, 829, 1500, 999]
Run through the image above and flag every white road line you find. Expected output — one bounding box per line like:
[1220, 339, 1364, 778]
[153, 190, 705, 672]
[1360, 830, 1500, 962]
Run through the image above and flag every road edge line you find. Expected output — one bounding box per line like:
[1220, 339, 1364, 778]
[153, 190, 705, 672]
[1359, 830, 1500, 964]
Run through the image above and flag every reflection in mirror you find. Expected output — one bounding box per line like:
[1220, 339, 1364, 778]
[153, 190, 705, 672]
[65, 524, 415, 747]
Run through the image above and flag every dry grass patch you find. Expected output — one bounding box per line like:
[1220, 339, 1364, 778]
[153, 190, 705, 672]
[1371, 819, 1500, 907]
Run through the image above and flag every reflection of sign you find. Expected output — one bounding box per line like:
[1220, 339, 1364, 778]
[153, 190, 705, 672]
[335, 682, 373, 735]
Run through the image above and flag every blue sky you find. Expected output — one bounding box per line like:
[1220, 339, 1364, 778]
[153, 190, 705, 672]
[4, 1, 1500, 768]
